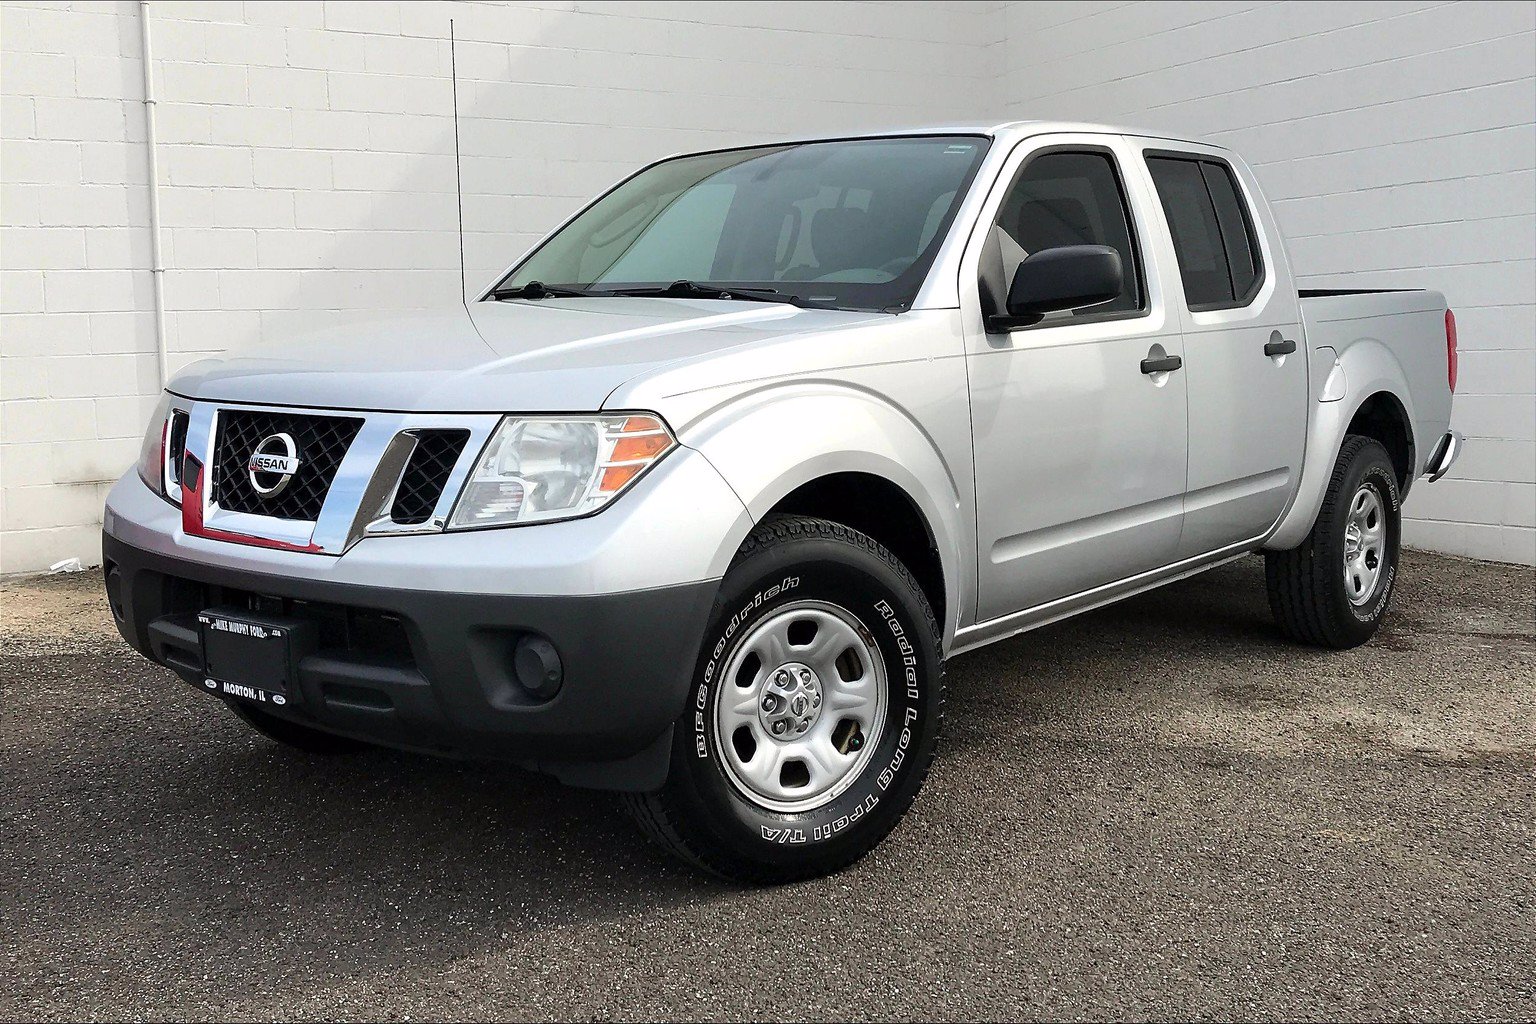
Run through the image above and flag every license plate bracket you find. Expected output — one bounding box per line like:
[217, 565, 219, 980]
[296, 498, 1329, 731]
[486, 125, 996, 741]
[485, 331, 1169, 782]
[198, 607, 318, 707]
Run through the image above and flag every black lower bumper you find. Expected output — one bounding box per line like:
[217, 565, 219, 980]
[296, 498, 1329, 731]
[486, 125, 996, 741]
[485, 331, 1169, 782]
[102, 533, 717, 791]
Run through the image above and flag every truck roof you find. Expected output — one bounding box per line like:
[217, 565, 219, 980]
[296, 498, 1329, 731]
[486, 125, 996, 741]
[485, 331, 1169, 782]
[674, 120, 1226, 159]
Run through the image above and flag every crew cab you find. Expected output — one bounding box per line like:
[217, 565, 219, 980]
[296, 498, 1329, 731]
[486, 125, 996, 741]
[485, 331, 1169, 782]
[102, 122, 1463, 882]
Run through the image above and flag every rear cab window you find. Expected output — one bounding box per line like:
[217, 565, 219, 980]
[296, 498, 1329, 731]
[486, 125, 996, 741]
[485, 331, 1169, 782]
[1145, 152, 1264, 311]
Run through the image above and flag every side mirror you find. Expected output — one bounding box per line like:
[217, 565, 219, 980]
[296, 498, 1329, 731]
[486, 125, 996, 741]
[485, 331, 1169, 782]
[990, 244, 1124, 331]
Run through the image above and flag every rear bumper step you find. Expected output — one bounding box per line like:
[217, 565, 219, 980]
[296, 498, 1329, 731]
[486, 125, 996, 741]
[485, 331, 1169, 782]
[1425, 430, 1463, 482]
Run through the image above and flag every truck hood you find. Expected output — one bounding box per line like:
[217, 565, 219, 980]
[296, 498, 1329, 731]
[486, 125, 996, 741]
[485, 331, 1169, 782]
[168, 299, 879, 413]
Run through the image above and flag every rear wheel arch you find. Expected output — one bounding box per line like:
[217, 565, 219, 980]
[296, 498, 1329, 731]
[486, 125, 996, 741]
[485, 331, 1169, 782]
[1347, 390, 1415, 492]
[1265, 346, 1419, 552]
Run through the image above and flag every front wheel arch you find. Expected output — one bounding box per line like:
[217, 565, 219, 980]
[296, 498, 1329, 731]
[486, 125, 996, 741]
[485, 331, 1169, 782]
[683, 385, 969, 649]
[762, 471, 946, 636]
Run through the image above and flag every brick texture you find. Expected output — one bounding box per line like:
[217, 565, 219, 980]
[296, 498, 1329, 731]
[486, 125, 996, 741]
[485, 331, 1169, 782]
[2, 0, 1532, 571]
[0, 0, 1000, 572]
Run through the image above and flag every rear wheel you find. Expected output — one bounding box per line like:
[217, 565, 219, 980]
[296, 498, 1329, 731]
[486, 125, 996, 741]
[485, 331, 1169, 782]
[1266, 434, 1402, 649]
[229, 701, 368, 754]
[625, 516, 943, 883]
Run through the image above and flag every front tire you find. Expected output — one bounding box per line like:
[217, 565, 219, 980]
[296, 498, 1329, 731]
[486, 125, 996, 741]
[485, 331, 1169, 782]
[625, 516, 943, 883]
[1266, 434, 1402, 649]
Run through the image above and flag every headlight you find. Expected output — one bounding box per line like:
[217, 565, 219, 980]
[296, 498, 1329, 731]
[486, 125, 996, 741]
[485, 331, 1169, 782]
[135, 393, 188, 505]
[447, 413, 675, 529]
[136, 393, 172, 497]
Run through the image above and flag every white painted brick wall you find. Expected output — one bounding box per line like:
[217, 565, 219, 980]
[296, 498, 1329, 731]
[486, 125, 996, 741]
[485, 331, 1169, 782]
[0, 0, 1000, 573]
[998, 0, 1536, 565]
[2, 0, 1532, 572]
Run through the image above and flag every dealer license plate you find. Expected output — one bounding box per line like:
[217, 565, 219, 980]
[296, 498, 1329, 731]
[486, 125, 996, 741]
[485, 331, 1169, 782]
[197, 609, 298, 707]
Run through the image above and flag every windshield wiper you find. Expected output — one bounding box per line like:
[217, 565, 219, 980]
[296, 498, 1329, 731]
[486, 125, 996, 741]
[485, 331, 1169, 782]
[494, 278, 813, 307]
[489, 280, 593, 301]
[602, 280, 809, 306]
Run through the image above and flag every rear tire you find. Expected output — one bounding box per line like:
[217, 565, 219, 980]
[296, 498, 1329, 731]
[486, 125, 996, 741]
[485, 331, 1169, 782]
[1266, 434, 1402, 649]
[229, 701, 368, 754]
[624, 516, 943, 883]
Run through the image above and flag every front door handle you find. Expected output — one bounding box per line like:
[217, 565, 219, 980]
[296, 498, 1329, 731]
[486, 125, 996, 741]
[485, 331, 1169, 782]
[1140, 354, 1182, 374]
[1264, 337, 1297, 357]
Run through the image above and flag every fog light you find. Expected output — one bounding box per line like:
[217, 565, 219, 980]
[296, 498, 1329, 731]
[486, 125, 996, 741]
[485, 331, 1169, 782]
[513, 635, 563, 700]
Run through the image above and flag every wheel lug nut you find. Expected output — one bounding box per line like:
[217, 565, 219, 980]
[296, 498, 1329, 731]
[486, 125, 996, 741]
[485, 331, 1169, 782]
[761, 696, 777, 712]
[775, 670, 788, 684]
[772, 720, 787, 736]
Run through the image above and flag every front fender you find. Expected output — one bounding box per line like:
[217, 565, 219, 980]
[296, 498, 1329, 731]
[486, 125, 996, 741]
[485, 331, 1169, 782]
[680, 381, 969, 648]
[1266, 339, 1418, 551]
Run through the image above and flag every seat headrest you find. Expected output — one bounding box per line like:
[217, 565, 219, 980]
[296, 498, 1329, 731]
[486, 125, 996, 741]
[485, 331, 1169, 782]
[810, 206, 870, 272]
[1013, 196, 1094, 253]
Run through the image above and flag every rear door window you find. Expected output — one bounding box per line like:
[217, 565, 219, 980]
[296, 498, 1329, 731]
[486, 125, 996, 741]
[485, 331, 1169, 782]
[1146, 154, 1264, 310]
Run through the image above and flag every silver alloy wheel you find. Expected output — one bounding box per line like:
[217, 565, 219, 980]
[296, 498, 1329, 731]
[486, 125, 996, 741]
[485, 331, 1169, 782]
[1343, 482, 1387, 606]
[712, 599, 888, 813]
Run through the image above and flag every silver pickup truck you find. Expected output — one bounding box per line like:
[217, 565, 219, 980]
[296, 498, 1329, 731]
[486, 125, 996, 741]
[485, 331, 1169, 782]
[103, 121, 1462, 882]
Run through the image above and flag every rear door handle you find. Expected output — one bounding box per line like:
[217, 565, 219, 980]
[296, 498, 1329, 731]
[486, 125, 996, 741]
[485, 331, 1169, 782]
[1264, 338, 1297, 357]
[1140, 354, 1182, 374]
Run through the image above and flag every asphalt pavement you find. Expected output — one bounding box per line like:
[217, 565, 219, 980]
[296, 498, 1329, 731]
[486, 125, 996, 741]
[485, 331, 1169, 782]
[2, 550, 1532, 1021]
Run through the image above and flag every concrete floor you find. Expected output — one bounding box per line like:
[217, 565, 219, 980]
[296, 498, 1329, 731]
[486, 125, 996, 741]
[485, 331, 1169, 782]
[1, 550, 1532, 1021]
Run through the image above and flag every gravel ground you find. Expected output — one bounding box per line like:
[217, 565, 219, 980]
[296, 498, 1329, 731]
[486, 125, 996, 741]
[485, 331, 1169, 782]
[2, 550, 1533, 1022]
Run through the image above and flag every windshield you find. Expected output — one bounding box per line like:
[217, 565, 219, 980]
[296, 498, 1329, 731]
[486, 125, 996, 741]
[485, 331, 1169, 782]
[491, 135, 990, 311]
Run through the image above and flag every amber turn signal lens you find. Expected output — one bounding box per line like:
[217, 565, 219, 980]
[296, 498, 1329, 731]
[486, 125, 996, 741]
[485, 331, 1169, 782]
[620, 415, 663, 432]
[600, 415, 673, 491]
[599, 464, 644, 491]
[611, 433, 670, 462]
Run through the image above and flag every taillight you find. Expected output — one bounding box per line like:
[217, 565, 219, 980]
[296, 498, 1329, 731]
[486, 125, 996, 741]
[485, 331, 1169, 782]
[1445, 308, 1458, 393]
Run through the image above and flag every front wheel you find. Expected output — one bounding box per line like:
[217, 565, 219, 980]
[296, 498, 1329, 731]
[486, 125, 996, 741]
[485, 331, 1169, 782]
[1266, 434, 1402, 649]
[624, 516, 944, 883]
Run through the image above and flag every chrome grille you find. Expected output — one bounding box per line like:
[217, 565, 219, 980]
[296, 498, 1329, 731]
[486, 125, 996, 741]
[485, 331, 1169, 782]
[211, 410, 364, 521]
[389, 429, 470, 525]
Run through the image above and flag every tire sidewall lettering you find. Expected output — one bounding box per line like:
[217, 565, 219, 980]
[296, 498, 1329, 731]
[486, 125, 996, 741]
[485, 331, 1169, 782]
[695, 574, 801, 758]
[689, 562, 933, 849]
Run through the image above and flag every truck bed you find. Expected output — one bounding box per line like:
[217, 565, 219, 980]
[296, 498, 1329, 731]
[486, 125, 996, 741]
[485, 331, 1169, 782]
[1299, 286, 1454, 477]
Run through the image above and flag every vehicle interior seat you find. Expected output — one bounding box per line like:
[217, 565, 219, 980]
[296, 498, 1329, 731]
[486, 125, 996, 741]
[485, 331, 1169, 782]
[788, 206, 872, 279]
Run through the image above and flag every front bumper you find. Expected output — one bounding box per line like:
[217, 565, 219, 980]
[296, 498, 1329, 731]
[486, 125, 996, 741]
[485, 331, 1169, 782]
[104, 531, 715, 790]
[101, 407, 750, 788]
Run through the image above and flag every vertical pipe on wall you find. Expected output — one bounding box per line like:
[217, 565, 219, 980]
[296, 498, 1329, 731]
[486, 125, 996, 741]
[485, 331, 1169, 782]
[139, 1, 169, 388]
[450, 19, 467, 305]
